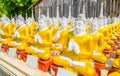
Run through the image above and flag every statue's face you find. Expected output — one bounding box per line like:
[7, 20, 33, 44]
[17, 15, 24, 22]
[16, 20, 22, 27]
[61, 18, 67, 29]
[91, 18, 98, 30]
[0, 15, 9, 24]
[25, 19, 29, 25]
[38, 19, 45, 27]
[11, 18, 15, 23]
[112, 17, 118, 23]
[75, 20, 85, 31]
[108, 17, 111, 24]
[0, 18, 4, 24]
[26, 18, 33, 25]
[103, 17, 108, 25]
[53, 19, 58, 26]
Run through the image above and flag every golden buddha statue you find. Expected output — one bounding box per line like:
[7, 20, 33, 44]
[25, 18, 37, 45]
[0, 17, 16, 45]
[88, 18, 107, 64]
[53, 19, 95, 76]
[25, 19, 52, 60]
[51, 18, 69, 55]
[8, 16, 29, 51]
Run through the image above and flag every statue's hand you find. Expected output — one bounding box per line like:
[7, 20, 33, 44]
[30, 46, 45, 53]
[73, 40, 80, 54]
[93, 50, 100, 56]
[67, 39, 80, 54]
[67, 39, 74, 51]
[13, 31, 19, 38]
[71, 61, 86, 67]
[60, 56, 72, 65]
[34, 33, 42, 44]
[55, 44, 62, 49]
[53, 31, 60, 41]
[0, 29, 4, 35]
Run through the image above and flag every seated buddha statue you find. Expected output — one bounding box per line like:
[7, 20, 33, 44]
[99, 24, 114, 47]
[53, 19, 95, 76]
[112, 22, 119, 38]
[51, 17, 69, 55]
[25, 17, 37, 45]
[8, 15, 29, 51]
[0, 15, 6, 29]
[25, 18, 52, 60]
[89, 18, 107, 64]
[49, 18, 60, 36]
[107, 25, 116, 44]
[0, 16, 16, 45]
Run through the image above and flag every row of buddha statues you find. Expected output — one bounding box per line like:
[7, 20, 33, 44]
[0, 14, 120, 76]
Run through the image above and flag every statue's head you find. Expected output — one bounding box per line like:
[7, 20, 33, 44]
[60, 17, 68, 29]
[52, 17, 59, 26]
[78, 14, 86, 22]
[91, 18, 98, 31]
[74, 19, 85, 32]
[103, 16, 108, 26]
[5, 17, 10, 24]
[0, 15, 8, 24]
[16, 19, 22, 27]
[108, 16, 111, 24]
[1, 15, 10, 25]
[38, 19, 47, 30]
[98, 17, 104, 28]
[16, 19, 25, 27]
[25, 17, 34, 25]
[11, 18, 15, 23]
[40, 15, 46, 19]
[112, 17, 118, 23]
[17, 15, 24, 22]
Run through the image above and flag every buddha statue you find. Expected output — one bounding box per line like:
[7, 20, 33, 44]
[25, 17, 37, 45]
[98, 22, 114, 50]
[51, 17, 69, 55]
[49, 18, 60, 37]
[89, 18, 107, 64]
[53, 19, 95, 76]
[8, 15, 29, 51]
[0, 16, 15, 45]
[25, 18, 52, 60]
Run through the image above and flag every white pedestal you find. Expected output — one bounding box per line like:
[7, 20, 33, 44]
[7, 48, 17, 58]
[26, 55, 38, 69]
[57, 68, 77, 76]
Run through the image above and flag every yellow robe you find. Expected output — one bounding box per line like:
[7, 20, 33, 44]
[25, 28, 52, 60]
[91, 31, 107, 63]
[8, 25, 29, 51]
[51, 27, 69, 52]
[27, 22, 37, 44]
[1, 23, 16, 45]
[53, 32, 95, 76]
